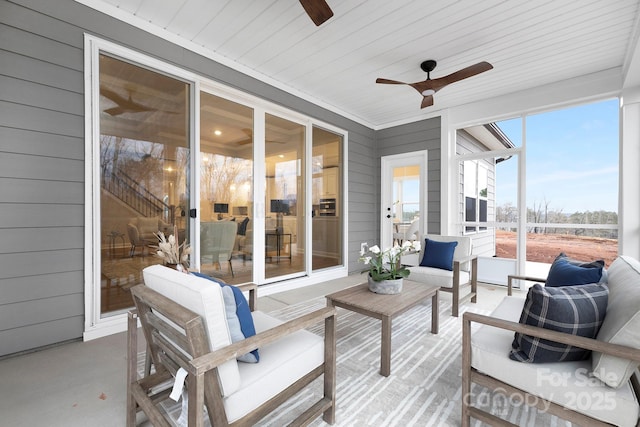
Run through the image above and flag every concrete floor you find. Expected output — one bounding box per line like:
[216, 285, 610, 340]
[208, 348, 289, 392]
[0, 275, 513, 426]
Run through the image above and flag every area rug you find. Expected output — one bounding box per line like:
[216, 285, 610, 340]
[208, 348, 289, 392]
[143, 297, 571, 426]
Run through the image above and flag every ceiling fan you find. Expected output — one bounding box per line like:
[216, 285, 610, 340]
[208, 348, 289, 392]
[100, 85, 158, 116]
[376, 60, 493, 109]
[299, 0, 333, 26]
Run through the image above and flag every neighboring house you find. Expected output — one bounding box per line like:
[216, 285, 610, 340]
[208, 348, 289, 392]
[456, 124, 515, 257]
[1, 0, 639, 360]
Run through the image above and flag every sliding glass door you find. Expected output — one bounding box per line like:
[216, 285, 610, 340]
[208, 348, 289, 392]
[265, 114, 306, 279]
[312, 127, 343, 270]
[199, 92, 254, 283]
[98, 53, 190, 316]
[89, 40, 348, 333]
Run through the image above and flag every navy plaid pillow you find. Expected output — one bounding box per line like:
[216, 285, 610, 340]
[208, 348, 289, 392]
[510, 283, 608, 363]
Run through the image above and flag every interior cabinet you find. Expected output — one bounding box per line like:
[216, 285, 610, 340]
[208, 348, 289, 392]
[321, 167, 338, 198]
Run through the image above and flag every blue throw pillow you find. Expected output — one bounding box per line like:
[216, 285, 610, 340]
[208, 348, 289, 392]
[546, 257, 603, 287]
[238, 217, 250, 236]
[191, 272, 259, 362]
[555, 252, 605, 270]
[419, 239, 458, 271]
[510, 283, 608, 363]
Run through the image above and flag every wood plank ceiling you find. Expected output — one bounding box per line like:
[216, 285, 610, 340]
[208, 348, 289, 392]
[79, 0, 640, 129]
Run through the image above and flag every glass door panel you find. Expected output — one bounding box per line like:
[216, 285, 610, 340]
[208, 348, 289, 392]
[312, 127, 343, 270]
[265, 114, 305, 279]
[380, 152, 427, 252]
[199, 92, 254, 284]
[99, 53, 190, 317]
[391, 165, 421, 245]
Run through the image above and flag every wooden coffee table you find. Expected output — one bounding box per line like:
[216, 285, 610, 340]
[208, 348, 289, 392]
[325, 279, 439, 377]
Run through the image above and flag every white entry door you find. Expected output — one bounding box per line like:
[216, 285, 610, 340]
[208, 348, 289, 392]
[380, 151, 428, 250]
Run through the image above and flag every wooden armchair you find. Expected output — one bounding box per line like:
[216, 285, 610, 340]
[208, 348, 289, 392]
[462, 256, 640, 426]
[200, 221, 238, 276]
[507, 274, 547, 296]
[462, 309, 640, 426]
[127, 265, 337, 426]
[407, 234, 478, 317]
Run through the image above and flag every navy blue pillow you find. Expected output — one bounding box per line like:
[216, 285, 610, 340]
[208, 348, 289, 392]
[191, 272, 259, 362]
[510, 283, 608, 363]
[420, 239, 458, 271]
[555, 252, 605, 270]
[238, 217, 250, 236]
[546, 257, 603, 287]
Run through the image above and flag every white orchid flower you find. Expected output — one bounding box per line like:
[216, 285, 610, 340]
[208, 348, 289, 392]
[369, 245, 381, 254]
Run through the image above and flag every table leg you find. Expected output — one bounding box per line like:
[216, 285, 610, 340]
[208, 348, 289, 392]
[380, 315, 391, 377]
[431, 291, 439, 334]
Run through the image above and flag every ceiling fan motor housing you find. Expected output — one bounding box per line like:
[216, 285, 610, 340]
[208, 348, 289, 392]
[420, 60, 437, 73]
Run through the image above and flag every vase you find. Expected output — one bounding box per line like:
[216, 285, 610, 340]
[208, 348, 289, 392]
[367, 275, 403, 295]
[164, 263, 182, 272]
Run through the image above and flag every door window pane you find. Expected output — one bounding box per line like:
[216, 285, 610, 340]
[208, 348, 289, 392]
[265, 114, 305, 278]
[312, 127, 343, 270]
[99, 54, 190, 316]
[391, 165, 420, 244]
[199, 93, 253, 283]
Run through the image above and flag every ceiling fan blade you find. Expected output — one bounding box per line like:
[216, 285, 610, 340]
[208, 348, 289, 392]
[299, 0, 333, 26]
[104, 106, 125, 116]
[376, 78, 409, 85]
[436, 61, 493, 86]
[100, 85, 127, 105]
[100, 84, 158, 115]
[420, 95, 434, 109]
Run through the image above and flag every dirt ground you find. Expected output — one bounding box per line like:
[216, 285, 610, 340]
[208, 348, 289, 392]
[495, 230, 618, 267]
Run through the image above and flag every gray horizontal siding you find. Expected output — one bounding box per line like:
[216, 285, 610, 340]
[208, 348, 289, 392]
[0, 127, 83, 160]
[0, 316, 84, 356]
[346, 127, 377, 273]
[457, 129, 497, 256]
[0, 271, 83, 305]
[377, 117, 442, 235]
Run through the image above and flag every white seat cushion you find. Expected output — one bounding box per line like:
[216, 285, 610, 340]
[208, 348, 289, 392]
[471, 296, 639, 427]
[224, 311, 324, 423]
[407, 265, 470, 288]
[142, 265, 241, 397]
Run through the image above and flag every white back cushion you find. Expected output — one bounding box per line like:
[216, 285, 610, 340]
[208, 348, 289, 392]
[592, 256, 640, 388]
[142, 265, 241, 396]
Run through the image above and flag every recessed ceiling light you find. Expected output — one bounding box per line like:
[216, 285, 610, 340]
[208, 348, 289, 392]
[279, 154, 285, 158]
[214, 130, 222, 136]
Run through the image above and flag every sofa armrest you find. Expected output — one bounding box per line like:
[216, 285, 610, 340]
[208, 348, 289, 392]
[453, 254, 478, 273]
[454, 254, 478, 264]
[507, 274, 547, 296]
[191, 306, 337, 374]
[233, 283, 258, 311]
[462, 311, 640, 362]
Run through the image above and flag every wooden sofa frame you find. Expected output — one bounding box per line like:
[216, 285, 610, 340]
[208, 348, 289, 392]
[462, 311, 640, 427]
[446, 255, 478, 317]
[127, 282, 337, 427]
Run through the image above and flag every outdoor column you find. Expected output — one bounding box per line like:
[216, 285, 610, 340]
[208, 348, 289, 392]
[620, 88, 640, 259]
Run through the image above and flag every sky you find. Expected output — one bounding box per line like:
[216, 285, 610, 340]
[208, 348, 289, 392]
[495, 98, 619, 214]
